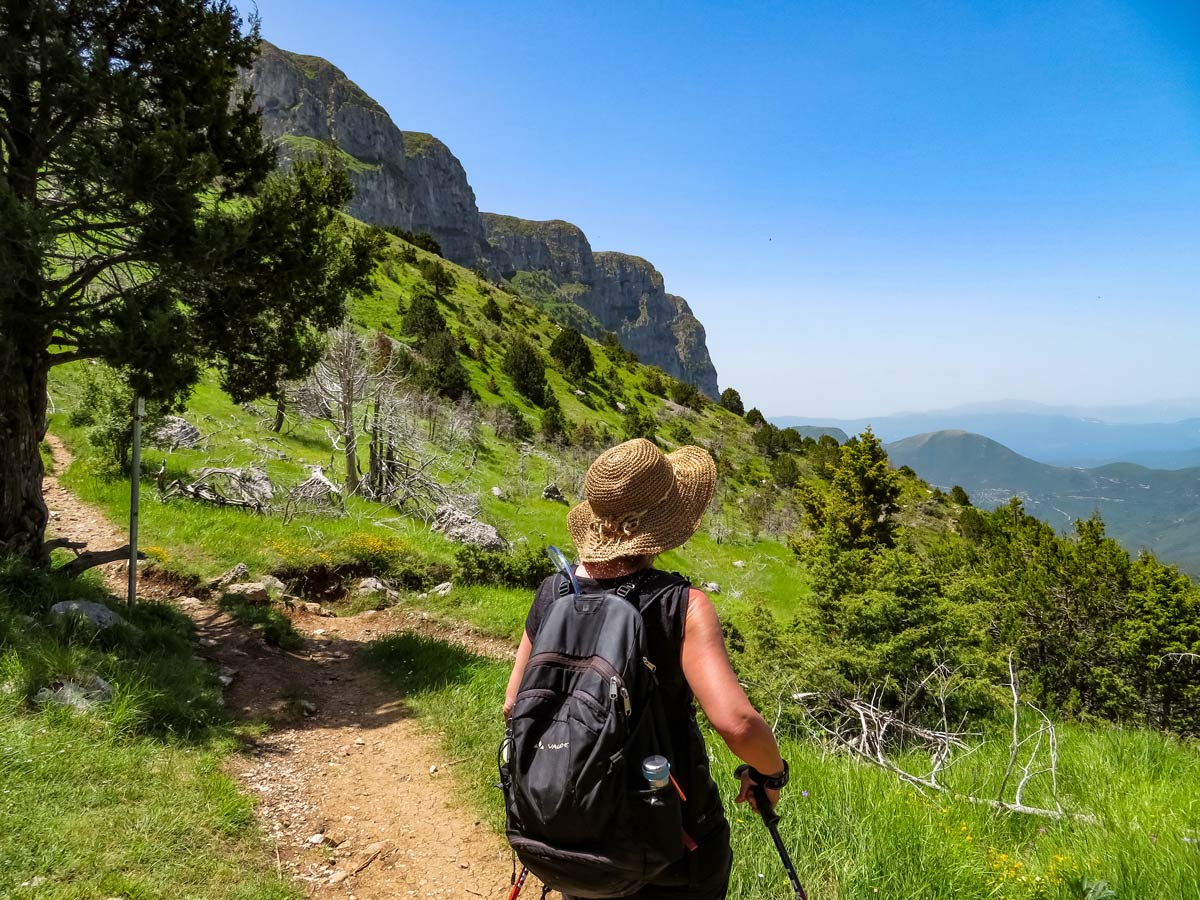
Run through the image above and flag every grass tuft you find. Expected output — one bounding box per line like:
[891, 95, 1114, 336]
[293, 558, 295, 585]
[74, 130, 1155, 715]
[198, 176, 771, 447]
[218, 594, 304, 651]
[0, 558, 296, 898]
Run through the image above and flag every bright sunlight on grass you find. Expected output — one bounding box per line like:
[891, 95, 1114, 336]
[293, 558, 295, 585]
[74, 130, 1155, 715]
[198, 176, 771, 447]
[0, 561, 296, 900]
[365, 632, 1200, 900]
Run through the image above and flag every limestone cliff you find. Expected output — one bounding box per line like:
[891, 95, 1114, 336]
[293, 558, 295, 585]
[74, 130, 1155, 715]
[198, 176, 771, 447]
[481, 214, 595, 285]
[241, 43, 720, 396]
[483, 217, 719, 397]
[240, 42, 488, 268]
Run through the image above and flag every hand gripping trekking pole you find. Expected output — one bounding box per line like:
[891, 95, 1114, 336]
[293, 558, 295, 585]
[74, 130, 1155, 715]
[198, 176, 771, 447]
[735, 765, 808, 900]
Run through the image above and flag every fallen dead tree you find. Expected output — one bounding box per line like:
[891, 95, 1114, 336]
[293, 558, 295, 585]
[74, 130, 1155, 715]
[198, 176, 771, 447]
[788, 657, 1095, 822]
[158, 465, 274, 512]
[282, 465, 346, 523]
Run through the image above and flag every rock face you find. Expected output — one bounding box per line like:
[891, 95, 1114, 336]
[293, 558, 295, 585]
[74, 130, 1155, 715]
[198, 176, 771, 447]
[483, 214, 596, 285]
[242, 43, 720, 396]
[482, 217, 719, 397]
[240, 42, 488, 268]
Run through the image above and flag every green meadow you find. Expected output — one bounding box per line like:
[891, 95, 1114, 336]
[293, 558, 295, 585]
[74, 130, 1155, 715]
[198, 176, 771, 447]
[367, 632, 1200, 900]
[0, 564, 296, 900]
[24, 232, 1199, 900]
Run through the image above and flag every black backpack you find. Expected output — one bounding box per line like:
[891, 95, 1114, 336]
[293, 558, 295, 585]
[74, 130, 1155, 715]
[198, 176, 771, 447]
[499, 573, 687, 898]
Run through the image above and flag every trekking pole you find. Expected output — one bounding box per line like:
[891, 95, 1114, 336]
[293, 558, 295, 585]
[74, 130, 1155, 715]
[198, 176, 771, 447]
[735, 766, 808, 900]
[507, 866, 530, 900]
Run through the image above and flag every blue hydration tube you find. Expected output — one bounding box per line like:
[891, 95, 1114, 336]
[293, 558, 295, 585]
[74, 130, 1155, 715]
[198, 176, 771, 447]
[547, 545, 582, 597]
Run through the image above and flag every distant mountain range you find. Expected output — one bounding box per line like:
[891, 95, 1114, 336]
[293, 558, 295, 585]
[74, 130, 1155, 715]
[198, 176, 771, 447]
[886, 430, 1200, 576]
[790, 425, 849, 443]
[773, 401, 1200, 468]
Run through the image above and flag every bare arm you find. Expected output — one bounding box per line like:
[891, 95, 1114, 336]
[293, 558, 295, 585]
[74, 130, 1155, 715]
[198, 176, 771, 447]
[681, 588, 785, 808]
[504, 631, 533, 719]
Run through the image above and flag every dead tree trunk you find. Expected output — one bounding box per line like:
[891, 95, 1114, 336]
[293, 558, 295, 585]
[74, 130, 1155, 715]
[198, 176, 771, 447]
[271, 387, 286, 433]
[309, 328, 368, 495]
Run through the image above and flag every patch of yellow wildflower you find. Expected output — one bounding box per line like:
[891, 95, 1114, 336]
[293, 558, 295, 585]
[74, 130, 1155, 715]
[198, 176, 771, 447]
[336, 532, 408, 571]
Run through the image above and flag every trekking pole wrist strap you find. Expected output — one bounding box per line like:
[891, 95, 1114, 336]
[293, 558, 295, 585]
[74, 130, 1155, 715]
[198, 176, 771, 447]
[735, 760, 789, 791]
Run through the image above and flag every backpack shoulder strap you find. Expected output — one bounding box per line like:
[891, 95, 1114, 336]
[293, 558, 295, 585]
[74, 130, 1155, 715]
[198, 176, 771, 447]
[623, 569, 689, 610]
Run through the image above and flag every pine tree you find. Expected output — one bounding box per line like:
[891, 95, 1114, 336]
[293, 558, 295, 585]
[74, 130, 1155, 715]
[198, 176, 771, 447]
[0, 5, 382, 563]
[402, 291, 448, 338]
[719, 387, 745, 416]
[548, 327, 594, 382]
[502, 336, 548, 406]
[798, 428, 900, 550]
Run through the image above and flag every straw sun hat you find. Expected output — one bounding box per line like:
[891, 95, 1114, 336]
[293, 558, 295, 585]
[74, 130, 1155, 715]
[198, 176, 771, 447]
[567, 438, 716, 564]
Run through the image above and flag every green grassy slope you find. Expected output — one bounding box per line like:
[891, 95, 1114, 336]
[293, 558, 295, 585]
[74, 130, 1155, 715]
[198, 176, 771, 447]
[48, 230, 848, 635]
[35, 227, 1200, 900]
[0, 564, 296, 900]
[367, 632, 1200, 900]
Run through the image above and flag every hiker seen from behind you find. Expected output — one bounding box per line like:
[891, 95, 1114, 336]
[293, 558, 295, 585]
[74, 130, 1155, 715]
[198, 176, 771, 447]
[500, 438, 789, 900]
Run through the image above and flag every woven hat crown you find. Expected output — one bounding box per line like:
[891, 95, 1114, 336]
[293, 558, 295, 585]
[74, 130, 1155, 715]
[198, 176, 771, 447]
[584, 439, 675, 517]
[567, 438, 715, 563]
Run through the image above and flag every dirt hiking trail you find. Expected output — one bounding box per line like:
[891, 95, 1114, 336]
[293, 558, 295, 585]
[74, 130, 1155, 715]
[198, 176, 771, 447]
[43, 435, 521, 899]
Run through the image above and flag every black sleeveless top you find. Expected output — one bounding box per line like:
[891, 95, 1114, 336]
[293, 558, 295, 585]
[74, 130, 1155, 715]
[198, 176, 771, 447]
[525, 569, 727, 842]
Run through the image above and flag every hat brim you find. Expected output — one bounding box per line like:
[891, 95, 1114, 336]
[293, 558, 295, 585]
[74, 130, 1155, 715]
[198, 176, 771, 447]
[567, 445, 716, 563]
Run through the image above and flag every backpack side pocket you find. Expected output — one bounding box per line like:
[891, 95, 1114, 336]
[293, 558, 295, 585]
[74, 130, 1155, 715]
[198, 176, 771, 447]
[633, 785, 685, 869]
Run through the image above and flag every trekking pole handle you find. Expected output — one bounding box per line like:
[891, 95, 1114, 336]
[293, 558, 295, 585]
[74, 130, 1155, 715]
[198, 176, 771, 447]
[734, 764, 780, 827]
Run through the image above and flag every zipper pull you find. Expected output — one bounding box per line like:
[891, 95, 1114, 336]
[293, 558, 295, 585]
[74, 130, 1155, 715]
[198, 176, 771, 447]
[609, 676, 619, 704]
[620, 685, 632, 717]
[642, 657, 657, 672]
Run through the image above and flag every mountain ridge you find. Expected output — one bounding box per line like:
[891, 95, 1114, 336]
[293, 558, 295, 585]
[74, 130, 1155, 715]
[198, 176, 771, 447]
[776, 410, 1200, 468]
[240, 42, 719, 397]
[886, 429, 1200, 575]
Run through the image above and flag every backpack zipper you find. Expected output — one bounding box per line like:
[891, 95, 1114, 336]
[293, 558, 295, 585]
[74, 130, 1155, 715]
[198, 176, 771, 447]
[516, 685, 605, 717]
[527, 652, 632, 717]
[610, 677, 632, 716]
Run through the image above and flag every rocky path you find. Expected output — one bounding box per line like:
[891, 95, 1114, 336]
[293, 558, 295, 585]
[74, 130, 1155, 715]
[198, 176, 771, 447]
[43, 435, 520, 900]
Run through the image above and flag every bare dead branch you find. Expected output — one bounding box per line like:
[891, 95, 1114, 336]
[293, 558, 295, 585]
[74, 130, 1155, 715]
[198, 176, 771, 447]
[42, 537, 86, 554]
[159, 466, 273, 512]
[56, 545, 143, 577]
[789, 667, 1093, 823]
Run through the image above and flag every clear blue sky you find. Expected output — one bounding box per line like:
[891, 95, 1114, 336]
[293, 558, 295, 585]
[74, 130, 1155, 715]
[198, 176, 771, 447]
[247, 0, 1200, 418]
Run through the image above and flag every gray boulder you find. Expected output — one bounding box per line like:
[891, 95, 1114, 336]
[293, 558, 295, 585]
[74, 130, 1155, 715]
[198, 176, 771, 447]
[431, 505, 507, 552]
[223, 582, 270, 604]
[542, 483, 568, 505]
[432, 581, 453, 597]
[153, 415, 201, 449]
[211, 562, 250, 589]
[48, 600, 126, 630]
[34, 673, 113, 712]
[261, 574, 287, 593]
[491, 486, 505, 500]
